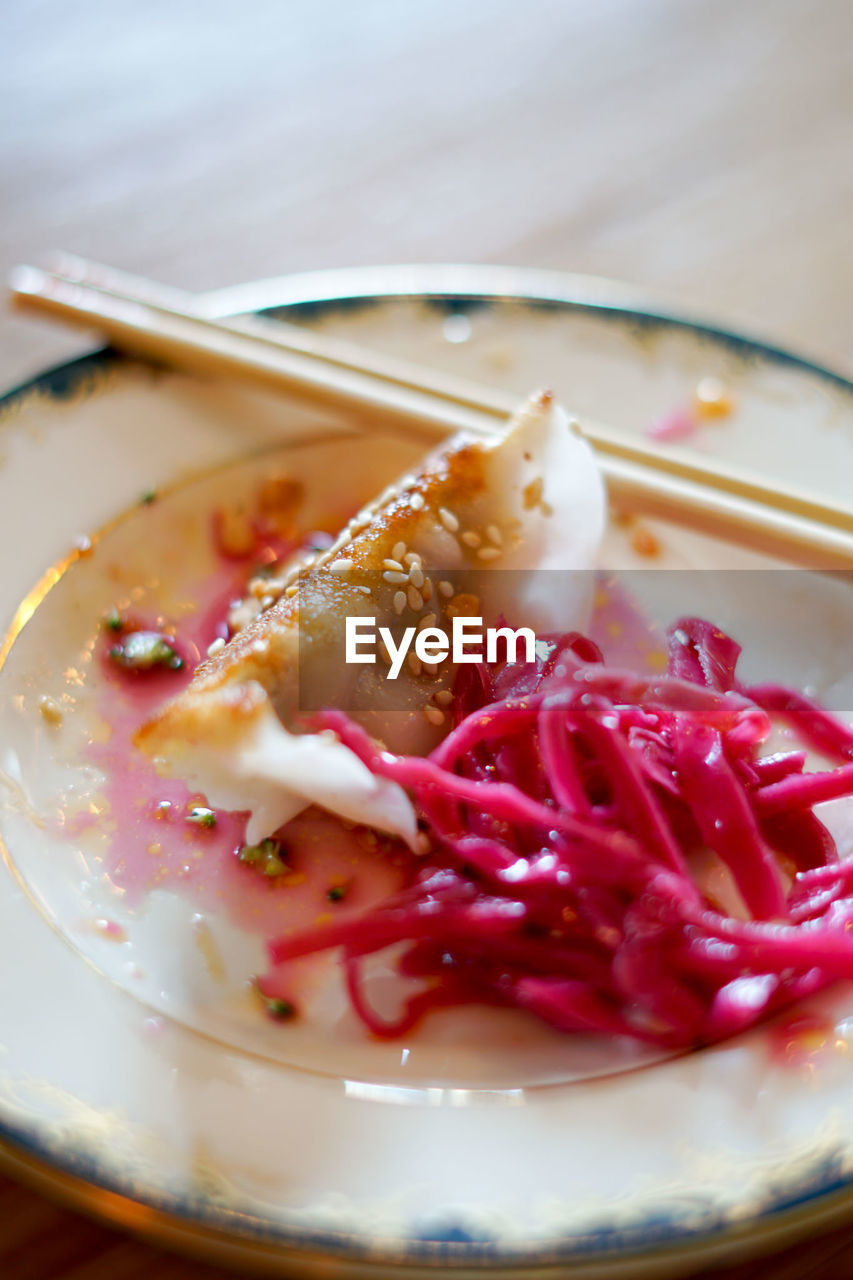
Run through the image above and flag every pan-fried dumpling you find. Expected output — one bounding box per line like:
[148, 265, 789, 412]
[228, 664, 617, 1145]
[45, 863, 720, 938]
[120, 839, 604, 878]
[136, 391, 605, 845]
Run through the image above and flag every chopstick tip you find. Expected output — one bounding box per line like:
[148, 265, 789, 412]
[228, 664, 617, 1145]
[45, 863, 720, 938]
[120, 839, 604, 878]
[7, 263, 47, 302]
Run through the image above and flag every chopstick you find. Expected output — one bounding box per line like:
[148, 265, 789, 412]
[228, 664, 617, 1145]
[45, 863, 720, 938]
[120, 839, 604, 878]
[8, 256, 853, 570]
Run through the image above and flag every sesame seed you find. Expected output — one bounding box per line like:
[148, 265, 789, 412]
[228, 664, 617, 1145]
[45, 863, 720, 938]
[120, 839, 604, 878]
[422, 661, 440, 676]
[424, 705, 446, 726]
[461, 530, 481, 548]
[410, 492, 425, 511]
[419, 613, 437, 630]
[439, 507, 459, 533]
[285, 584, 299, 597]
[207, 638, 225, 658]
[38, 695, 63, 725]
[383, 570, 409, 585]
[409, 566, 425, 589]
[392, 541, 407, 562]
[383, 558, 404, 572]
[330, 558, 353, 572]
[404, 551, 422, 567]
[477, 547, 502, 561]
[350, 511, 371, 532]
[486, 524, 503, 545]
[422, 578, 433, 602]
[393, 590, 407, 615]
[407, 652, 422, 677]
[438, 580, 454, 598]
[260, 594, 275, 609]
[435, 690, 453, 707]
[227, 601, 257, 632]
[407, 585, 424, 612]
[356, 585, 372, 595]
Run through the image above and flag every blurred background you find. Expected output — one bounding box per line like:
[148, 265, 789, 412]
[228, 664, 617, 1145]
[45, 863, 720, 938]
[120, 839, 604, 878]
[0, 2, 852, 1277]
[2, 0, 851, 390]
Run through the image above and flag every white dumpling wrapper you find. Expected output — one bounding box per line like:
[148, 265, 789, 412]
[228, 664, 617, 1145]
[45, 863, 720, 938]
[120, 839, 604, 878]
[138, 391, 606, 841]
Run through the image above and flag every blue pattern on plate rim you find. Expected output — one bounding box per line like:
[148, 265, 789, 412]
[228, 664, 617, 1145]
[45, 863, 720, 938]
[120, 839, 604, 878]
[0, 1106, 851, 1265]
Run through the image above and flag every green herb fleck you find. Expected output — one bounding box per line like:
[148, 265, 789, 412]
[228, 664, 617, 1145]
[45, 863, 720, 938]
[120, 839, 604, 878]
[327, 882, 349, 903]
[141, 488, 157, 505]
[187, 806, 217, 829]
[238, 837, 288, 876]
[103, 609, 123, 633]
[109, 631, 184, 672]
[264, 997, 296, 1020]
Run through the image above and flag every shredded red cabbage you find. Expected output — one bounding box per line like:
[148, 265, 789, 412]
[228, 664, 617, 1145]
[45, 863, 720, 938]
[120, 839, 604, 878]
[263, 618, 853, 1049]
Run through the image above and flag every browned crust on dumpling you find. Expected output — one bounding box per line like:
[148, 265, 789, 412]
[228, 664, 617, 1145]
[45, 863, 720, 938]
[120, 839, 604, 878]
[136, 430, 492, 760]
[136, 680, 268, 758]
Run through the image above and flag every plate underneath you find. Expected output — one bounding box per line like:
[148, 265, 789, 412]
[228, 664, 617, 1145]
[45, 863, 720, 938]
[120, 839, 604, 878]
[0, 265, 852, 1276]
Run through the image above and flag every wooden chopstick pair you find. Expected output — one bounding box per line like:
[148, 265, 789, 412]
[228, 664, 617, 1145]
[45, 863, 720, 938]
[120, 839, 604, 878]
[8, 255, 853, 570]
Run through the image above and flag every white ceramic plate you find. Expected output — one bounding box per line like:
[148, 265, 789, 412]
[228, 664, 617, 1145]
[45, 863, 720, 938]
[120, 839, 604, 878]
[1, 266, 853, 1278]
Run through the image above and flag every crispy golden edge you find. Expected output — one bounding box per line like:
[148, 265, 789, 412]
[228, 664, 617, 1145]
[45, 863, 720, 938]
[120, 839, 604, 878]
[134, 431, 491, 758]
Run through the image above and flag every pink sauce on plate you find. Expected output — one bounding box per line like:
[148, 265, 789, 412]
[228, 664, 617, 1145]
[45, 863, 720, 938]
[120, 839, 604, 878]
[84, 527, 411, 950]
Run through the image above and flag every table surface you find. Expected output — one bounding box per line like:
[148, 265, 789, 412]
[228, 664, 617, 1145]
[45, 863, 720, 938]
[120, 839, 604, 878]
[1, 1, 852, 1276]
